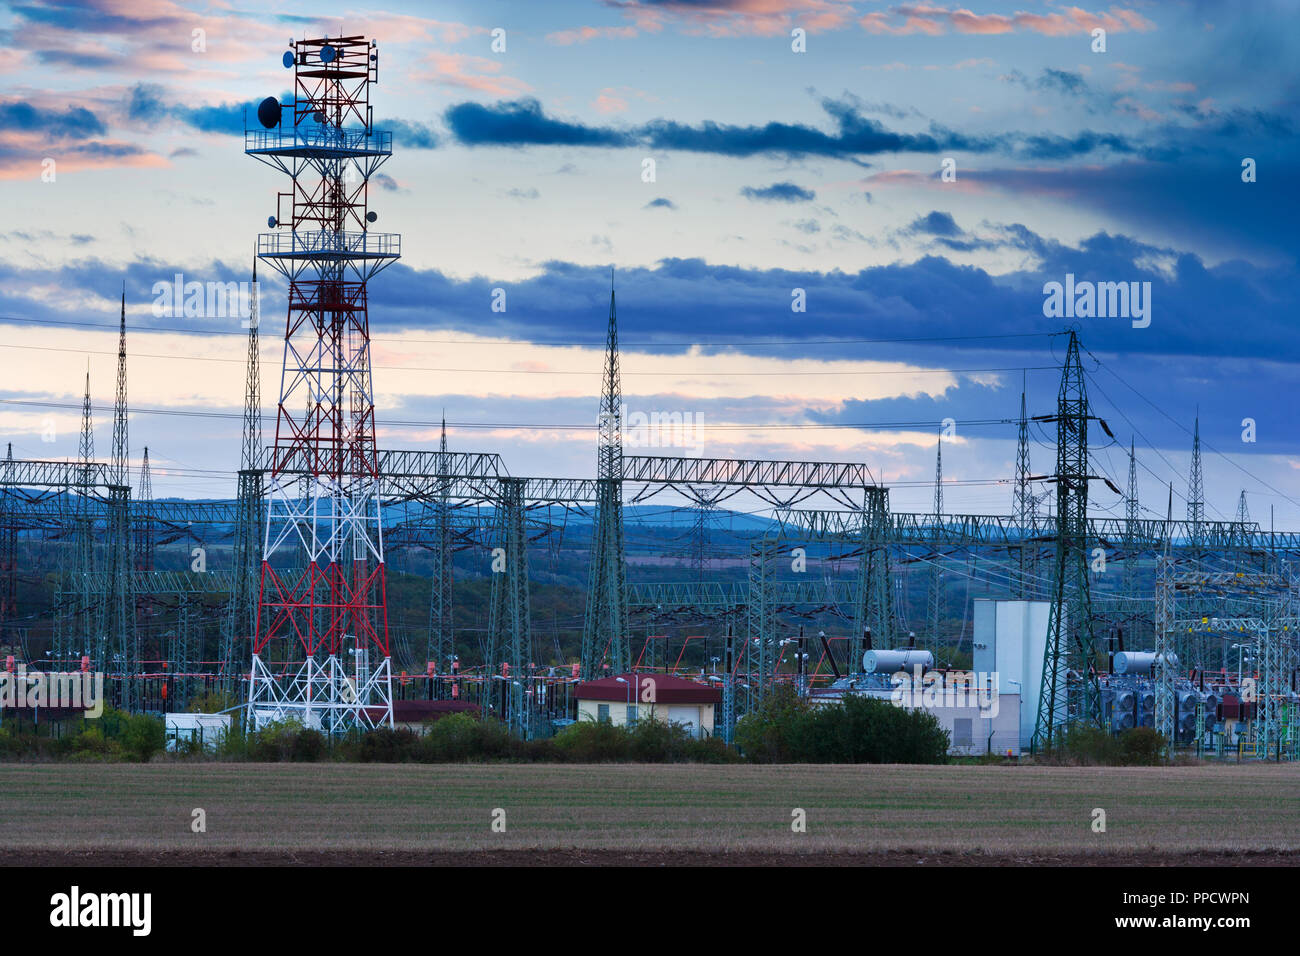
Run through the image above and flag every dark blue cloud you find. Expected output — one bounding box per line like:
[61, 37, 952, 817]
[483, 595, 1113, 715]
[0, 100, 106, 138]
[2, 215, 1297, 465]
[907, 211, 962, 237]
[445, 98, 632, 147]
[444, 96, 1029, 162]
[382, 118, 439, 150]
[740, 182, 815, 202]
[123, 84, 437, 147]
[645, 197, 677, 209]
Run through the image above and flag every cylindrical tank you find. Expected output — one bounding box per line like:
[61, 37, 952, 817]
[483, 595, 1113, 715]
[1114, 651, 1179, 675]
[863, 649, 934, 674]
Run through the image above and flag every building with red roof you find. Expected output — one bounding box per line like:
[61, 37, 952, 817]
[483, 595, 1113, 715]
[573, 672, 722, 737]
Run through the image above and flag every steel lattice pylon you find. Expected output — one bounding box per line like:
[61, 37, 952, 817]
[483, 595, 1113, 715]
[221, 260, 264, 696]
[1014, 388, 1037, 599]
[244, 35, 399, 732]
[1034, 330, 1102, 749]
[854, 486, 894, 654]
[926, 435, 944, 647]
[745, 538, 779, 710]
[581, 289, 630, 678]
[485, 477, 533, 734]
[427, 416, 454, 678]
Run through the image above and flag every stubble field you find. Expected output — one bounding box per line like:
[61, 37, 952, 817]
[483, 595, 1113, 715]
[2, 762, 1297, 865]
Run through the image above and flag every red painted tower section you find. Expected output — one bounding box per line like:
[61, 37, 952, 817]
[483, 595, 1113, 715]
[244, 36, 399, 730]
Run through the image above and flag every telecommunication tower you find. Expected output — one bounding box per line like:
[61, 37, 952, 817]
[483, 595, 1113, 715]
[244, 35, 400, 730]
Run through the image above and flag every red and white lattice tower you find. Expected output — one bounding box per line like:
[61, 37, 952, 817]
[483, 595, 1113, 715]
[244, 36, 398, 731]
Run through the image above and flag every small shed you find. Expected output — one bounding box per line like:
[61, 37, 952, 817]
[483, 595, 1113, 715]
[165, 712, 231, 752]
[574, 672, 721, 738]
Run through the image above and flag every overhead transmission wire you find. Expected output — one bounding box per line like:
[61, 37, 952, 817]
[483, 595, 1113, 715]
[0, 314, 1055, 350]
[0, 340, 1057, 380]
[1086, 355, 1300, 513]
[1083, 367, 1233, 521]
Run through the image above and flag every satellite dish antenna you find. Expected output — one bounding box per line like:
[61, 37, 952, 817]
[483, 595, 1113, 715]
[282, 50, 294, 68]
[320, 44, 336, 64]
[256, 97, 281, 129]
[366, 211, 377, 223]
[267, 216, 277, 228]
[312, 108, 325, 124]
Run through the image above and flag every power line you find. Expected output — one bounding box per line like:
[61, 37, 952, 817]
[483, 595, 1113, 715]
[0, 340, 1055, 379]
[1088, 360, 1300, 512]
[0, 396, 1014, 433]
[0, 314, 1055, 350]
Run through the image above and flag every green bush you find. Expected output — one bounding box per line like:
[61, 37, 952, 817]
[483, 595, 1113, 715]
[290, 728, 328, 762]
[1042, 723, 1168, 766]
[349, 727, 419, 763]
[553, 718, 632, 762]
[1046, 723, 1119, 765]
[413, 713, 515, 762]
[734, 686, 810, 762]
[121, 712, 166, 763]
[1118, 727, 1166, 766]
[682, 734, 741, 764]
[245, 718, 328, 762]
[70, 722, 121, 760]
[735, 687, 949, 764]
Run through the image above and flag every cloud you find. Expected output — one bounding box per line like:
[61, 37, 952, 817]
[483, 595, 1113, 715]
[547, 25, 639, 45]
[0, 95, 159, 177]
[445, 99, 634, 147]
[645, 197, 677, 209]
[442, 93, 1157, 163]
[445, 95, 1015, 162]
[861, 5, 1156, 37]
[741, 181, 816, 202]
[410, 52, 531, 98]
[0, 100, 107, 138]
[601, 0, 857, 38]
[382, 118, 439, 150]
[906, 210, 962, 237]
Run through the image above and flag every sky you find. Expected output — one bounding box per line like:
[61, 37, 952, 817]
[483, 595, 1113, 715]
[0, 0, 1297, 526]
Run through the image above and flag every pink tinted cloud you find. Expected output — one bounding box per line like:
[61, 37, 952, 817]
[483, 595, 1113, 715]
[410, 52, 532, 97]
[593, 89, 630, 114]
[0, 130, 167, 179]
[546, 25, 639, 45]
[861, 4, 1155, 37]
[605, 1, 857, 38]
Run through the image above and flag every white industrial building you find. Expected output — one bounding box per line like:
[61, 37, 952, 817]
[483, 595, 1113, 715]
[810, 599, 1051, 756]
[973, 599, 1051, 750]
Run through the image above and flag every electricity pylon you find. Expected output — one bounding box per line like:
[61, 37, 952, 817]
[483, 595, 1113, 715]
[581, 285, 629, 678]
[1034, 330, 1103, 749]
